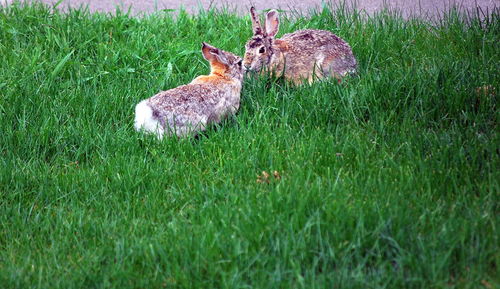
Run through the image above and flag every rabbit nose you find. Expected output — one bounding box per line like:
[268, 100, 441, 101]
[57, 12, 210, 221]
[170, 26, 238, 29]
[244, 64, 251, 71]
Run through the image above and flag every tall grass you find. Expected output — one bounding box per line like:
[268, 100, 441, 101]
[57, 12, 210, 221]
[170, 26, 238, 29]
[0, 2, 498, 288]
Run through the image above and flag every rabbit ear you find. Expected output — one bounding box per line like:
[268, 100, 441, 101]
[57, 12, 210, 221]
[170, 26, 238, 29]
[201, 42, 228, 65]
[250, 7, 263, 35]
[265, 9, 280, 37]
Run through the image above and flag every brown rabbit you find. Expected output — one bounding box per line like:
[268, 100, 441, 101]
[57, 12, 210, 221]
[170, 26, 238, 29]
[134, 43, 243, 138]
[243, 7, 357, 84]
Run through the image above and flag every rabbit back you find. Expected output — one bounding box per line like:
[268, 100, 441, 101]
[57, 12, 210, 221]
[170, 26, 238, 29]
[136, 83, 240, 137]
[279, 29, 357, 81]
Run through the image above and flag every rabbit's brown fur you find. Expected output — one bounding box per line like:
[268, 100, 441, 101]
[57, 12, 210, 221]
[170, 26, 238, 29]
[134, 43, 243, 138]
[244, 7, 357, 84]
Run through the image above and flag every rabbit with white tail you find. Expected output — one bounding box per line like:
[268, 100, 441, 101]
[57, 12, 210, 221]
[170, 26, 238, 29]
[134, 43, 243, 138]
[244, 7, 357, 85]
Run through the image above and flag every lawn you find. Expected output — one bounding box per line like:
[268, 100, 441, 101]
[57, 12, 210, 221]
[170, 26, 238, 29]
[0, 2, 498, 288]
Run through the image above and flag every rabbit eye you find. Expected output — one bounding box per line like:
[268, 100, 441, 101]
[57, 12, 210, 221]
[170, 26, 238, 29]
[259, 47, 265, 54]
[237, 60, 242, 66]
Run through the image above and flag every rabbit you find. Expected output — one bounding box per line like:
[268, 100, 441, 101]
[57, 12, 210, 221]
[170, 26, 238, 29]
[134, 42, 243, 138]
[243, 7, 357, 85]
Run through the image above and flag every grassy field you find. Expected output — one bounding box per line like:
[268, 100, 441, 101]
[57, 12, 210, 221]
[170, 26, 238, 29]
[0, 2, 498, 288]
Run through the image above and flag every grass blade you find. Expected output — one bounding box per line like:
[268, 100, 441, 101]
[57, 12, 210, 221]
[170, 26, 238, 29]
[50, 50, 74, 78]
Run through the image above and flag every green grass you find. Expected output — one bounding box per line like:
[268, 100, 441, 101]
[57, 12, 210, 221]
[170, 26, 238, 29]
[0, 2, 498, 288]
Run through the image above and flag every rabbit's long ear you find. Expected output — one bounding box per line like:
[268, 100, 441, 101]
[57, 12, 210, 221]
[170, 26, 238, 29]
[250, 7, 263, 35]
[265, 9, 280, 37]
[201, 42, 228, 65]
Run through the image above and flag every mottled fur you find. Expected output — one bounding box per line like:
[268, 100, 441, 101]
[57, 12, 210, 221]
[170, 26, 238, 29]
[244, 7, 357, 84]
[134, 43, 243, 138]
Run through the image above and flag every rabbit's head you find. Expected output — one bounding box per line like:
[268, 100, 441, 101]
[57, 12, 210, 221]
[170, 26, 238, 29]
[243, 7, 280, 73]
[202, 42, 243, 81]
